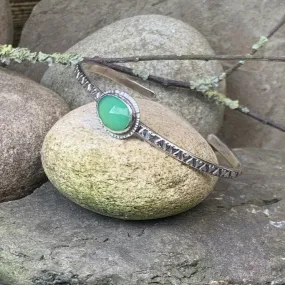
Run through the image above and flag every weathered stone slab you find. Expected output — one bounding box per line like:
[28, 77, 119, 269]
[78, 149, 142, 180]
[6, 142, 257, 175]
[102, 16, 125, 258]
[0, 148, 284, 284]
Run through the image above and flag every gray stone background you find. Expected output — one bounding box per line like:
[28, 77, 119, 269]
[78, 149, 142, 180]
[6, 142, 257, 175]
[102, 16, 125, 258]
[1, 0, 285, 284]
[12, 0, 285, 149]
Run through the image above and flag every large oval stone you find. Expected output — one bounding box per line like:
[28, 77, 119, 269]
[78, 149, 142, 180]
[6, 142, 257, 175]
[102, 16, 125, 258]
[41, 15, 225, 138]
[97, 94, 131, 132]
[42, 98, 218, 220]
[0, 68, 69, 202]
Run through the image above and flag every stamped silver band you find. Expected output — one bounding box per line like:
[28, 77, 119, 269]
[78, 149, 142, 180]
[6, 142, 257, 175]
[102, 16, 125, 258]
[74, 63, 242, 178]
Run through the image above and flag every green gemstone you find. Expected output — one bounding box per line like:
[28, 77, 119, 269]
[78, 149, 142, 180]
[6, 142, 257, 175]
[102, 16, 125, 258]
[97, 94, 131, 132]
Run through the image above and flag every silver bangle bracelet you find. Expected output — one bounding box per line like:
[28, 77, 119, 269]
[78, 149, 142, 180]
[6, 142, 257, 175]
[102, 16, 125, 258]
[74, 63, 242, 179]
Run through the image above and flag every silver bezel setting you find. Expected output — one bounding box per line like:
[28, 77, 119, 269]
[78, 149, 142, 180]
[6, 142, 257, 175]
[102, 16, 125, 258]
[96, 90, 140, 139]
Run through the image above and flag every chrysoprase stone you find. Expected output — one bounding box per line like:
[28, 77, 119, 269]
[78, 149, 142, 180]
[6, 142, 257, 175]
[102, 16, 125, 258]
[97, 94, 131, 132]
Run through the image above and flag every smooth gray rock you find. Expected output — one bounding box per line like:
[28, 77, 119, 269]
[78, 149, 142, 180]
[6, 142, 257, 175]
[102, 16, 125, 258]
[15, 0, 285, 149]
[41, 15, 225, 137]
[0, 68, 69, 202]
[0, 0, 13, 44]
[0, 148, 285, 285]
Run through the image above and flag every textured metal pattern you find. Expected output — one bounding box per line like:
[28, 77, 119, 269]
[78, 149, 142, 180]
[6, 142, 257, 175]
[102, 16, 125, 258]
[74, 64, 102, 101]
[136, 124, 241, 178]
[74, 64, 242, 178]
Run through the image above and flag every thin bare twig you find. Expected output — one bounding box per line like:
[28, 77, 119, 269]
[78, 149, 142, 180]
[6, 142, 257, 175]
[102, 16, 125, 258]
[86, 54, 285, 64]
[1, 13, 285, 133]
[84, 13, 285, 69]
[85, 13, 285, 133]
[84, 59, 285, 132]
[244, 110, 285, 132]
[224, 13, 285, 78]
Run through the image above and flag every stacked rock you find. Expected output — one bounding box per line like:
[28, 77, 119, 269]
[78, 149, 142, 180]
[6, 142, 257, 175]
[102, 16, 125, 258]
[2, 13, 225, 218]
[0, 68, 69, 202]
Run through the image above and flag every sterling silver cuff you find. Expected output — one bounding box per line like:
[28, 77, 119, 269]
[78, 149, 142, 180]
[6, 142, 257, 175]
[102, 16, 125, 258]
[74, 63, 242, 179]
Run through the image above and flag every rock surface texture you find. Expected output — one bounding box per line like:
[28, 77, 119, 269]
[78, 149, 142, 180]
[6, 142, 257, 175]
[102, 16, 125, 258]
[15, 0, 285, 148]
[1, 148, 285, 284]
[0, 0, 13, 44]
[0, 68, 69, 202]
[41, 15, 225, 137]
[42, 100, 218, 220]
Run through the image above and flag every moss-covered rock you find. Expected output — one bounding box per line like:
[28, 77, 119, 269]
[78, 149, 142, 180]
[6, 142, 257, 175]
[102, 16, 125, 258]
[42, 99, 218, 220]
[1, 148, 284, 284]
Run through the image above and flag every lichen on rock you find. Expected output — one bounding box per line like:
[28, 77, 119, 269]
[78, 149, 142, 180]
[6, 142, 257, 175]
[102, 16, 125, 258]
[42, 99, 218, 220]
